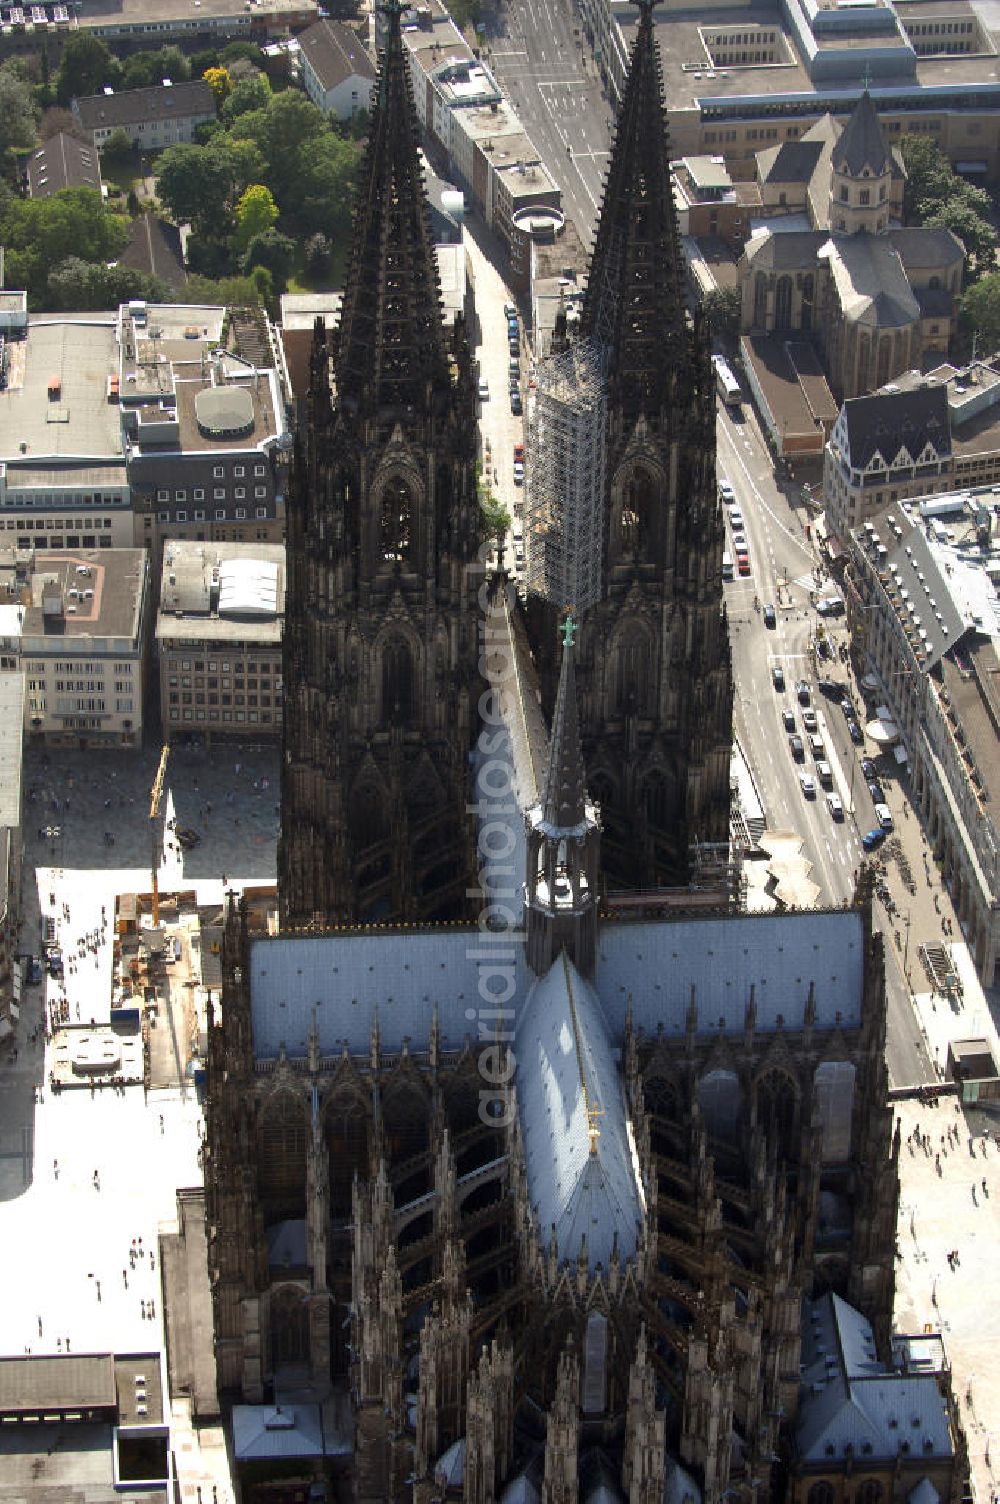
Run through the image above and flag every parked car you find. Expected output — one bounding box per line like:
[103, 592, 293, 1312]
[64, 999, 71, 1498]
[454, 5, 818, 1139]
[729, 507, 744, 530]
[782, 708, 796, 731]
[772, 665, 785, 691]
[827, 791, 844, 819]
[840, 698, 853, 717]
[477, 378, 489, 401]
[874, 802, 894, 830]
[510, 391, 522, 415]
[796, 680, 810, 705]
[718, 480, 736, 506]
[867, 781, 884, 804]
[513, 461, 525, 485]
[800, 772, 816, 796]
[861, 758, 878, 780]
[513, 442, 524, 463]
[737, 556, 751, 576]
[862, 827, 886, 850]
[817, 637, 832, 660]
[790, 734, 804, 761]
[47, 948, 63, 978]
[802, 708, 817, 731]
[763, 603, 776, 628]
[504, 301, 517, 319]
[848, 719, 864, 744]
[508, 337, 520, 357]
[816, 760, 833, 787]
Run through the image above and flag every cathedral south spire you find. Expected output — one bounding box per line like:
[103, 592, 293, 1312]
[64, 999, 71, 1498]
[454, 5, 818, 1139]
[278, 0, 481, 930]
[333, 0, 450, 416]
[581, 0, 688, 419]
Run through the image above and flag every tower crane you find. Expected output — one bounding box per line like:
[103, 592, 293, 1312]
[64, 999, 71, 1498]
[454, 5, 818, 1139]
[149, 744, 170, 927]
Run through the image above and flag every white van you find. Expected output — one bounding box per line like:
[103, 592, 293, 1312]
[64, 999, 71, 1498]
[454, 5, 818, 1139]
[874, 802, 894, 831]
[722, 551, 734, 581]
[808, 733, 824, 758]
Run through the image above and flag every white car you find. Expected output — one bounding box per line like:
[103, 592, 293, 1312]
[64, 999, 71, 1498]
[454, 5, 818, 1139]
[730, 529, 747, 550]
[800, 772, 816, 796]
[719, 480, 736, 506]
[729, 508, 744, 531]
[478, 378, 489, 401]
[827, 791, 844, 819]
[513, 461, 525, 485]
[802, 709, 818, 731]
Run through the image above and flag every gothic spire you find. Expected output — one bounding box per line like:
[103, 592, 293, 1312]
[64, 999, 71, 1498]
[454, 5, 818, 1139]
[542, 616, 587, 833]
[333, 0, 449, 417]
[581, 0, 688, 414]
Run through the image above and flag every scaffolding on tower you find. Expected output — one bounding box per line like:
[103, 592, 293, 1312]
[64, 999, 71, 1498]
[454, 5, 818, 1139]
[524, 338, 606, 613]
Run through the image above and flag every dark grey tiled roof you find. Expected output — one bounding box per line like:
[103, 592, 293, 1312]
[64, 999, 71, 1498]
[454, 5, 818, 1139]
[26, 133, 101, 198]
[831, 91, 891, 177]
[759, 139, 825, 185]
[300, 18, 375, 92]
[75, 81, 214, 131]
[841, 384, 950, 471]
[886, 225, 965, 269]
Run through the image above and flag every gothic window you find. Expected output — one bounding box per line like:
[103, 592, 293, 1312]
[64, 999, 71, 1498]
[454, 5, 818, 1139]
[857, 334, 871, 394]
[257, 1093, 307, 1223]
[753, 272, 768, 328]
[614, 629, 651, 715]
[698, 1069, 741, 1144]
[348, 780, 388, 851]
[644, 769, 673, 831]
[270, 1287, 310, 1371]
[619, 466, 655, 560]
[814, 1061, 856, 1164]
[382, 1081, 430, 1165]
[644, 1075, 681, 1123]
[801, 273, 814, 332]
[856, 1484, 883, 1504]
[774, 275, 793, 331]
[380, 475, 414, 564]
[324, 1094, 370, 1218]
[381, 634, 414, 723]
[808, 1486, 835, 1504]
[757, 1068, 798, 1160]
[876, 335, 891, 388]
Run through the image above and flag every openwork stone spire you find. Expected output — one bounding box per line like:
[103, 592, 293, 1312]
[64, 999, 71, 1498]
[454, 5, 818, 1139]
[333, 0, 449, 415]
[541, 615, 587, 833]
[581, 0, 688, 417]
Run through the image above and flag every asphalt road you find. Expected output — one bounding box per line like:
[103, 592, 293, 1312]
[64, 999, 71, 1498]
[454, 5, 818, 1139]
[483, 0, 610, 247]
[717, 402, 934, 1088]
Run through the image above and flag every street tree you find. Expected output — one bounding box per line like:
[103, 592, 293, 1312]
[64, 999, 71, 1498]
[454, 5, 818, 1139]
[958, 272, 1000, 355]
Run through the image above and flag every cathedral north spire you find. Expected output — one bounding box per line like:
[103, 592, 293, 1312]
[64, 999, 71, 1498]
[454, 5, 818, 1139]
[541, 616, 588, 834]
[581, 0, 688, 417]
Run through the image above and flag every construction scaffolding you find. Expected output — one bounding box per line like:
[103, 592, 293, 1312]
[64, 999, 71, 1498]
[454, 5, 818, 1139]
[524, 338, 606, 612]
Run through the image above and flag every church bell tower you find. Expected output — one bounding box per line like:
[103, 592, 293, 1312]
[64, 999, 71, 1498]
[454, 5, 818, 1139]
[557, 0, 734, 890]
[278, 0, 482, 928]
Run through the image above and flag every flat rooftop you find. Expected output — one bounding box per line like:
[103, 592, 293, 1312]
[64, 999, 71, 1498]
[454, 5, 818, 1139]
[0, 674, 24, 830]
[0, 318, 122, 465]
[2, 462, 128, 491]
[79, 0, 318, 24]
[157, 541, 285, 645]
[941, 637, 1000, 813]
[20, 549, 146, 644]
[742, 334, 838, 438]
[168, 375, 280, 455]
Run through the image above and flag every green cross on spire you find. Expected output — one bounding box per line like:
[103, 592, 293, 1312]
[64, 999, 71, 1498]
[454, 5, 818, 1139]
[561, 615, 577, 648]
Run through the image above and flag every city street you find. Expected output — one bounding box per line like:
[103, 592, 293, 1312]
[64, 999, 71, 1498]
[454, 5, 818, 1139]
[483, 0, 610, 246]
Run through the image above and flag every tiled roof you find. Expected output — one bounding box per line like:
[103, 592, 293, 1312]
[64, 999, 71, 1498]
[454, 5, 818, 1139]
[26, 132, 101, 198]
[758, 139, 826, 185]
[841, 385, 951, 472]
[886, 226, 964, 270]
[300, 18, 375, 92]
[75, 80, 214, 131]
[831, 91, 891, 177]
[515, 953, 642, 1271]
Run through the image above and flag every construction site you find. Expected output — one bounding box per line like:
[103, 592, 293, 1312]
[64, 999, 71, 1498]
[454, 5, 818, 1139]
[524, 338, 606, 611]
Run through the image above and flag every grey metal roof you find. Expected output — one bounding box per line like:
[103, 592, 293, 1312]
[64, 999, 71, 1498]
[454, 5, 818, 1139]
[250, 930, 532, 1057]
[515, 954, 642, 1271]
[852, 507, 965, 672]
[595, 911, 864, 1036]
[796, 1293, 954, 1464]
[886, 226, 964, 270]
[232, 1402, 325, 1460]
[541, 634, 587, 832]
[743, 229, 827, 272]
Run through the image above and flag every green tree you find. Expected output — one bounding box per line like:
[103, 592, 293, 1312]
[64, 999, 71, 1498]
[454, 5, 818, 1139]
[156, 142, 235, 234]
[927, 200, 995, 276]
[295, 131, 362, 238]
[56, 33, 119, 107]
[101, 127, 134, 165]
[0, 187, 128, 304]
[477, 469, 511, 553]
[220, 41, 266, 70]
[234, 182, 278, 249]
[699, 285, 741, 341]
[899, 134, 954, 220]
[185, 267, 272, 309]
[221, 71, 271, 124]
[0, 61, 39, 160]
[304, 230, 331, 278]
[241, 226, 294, 291]
[47, 255, 168, 310]
[958, 272, 1000, 355]
[203, 65, 233, 108]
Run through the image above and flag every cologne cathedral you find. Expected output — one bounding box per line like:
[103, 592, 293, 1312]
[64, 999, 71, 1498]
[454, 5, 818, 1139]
[205, 2, 905, 1500]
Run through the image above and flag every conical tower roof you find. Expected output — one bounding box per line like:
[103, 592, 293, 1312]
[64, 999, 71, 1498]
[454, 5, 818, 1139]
[333, 0, 449, 416]
[542, 618, 588, 832]
[832, 90, 891, 178]
[581, 0, 688, 413]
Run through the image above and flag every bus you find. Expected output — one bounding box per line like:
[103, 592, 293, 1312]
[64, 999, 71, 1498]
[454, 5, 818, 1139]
[711, 354, 741, 408]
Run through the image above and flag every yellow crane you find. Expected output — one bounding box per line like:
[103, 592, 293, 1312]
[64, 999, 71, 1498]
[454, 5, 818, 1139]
[149, 744, 170, 927]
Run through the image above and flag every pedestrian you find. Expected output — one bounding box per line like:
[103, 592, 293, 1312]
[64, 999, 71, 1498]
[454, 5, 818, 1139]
[37, 1316, 42, 1337]
[95, 1280, 101, 1302]
[65, 1337, 70, 1352]
[159, 1114, 164, 1135]
[140, 1299, 146, 1319]
[123, 1269, 128, 1288]
[53, 1159, 58, 1180]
